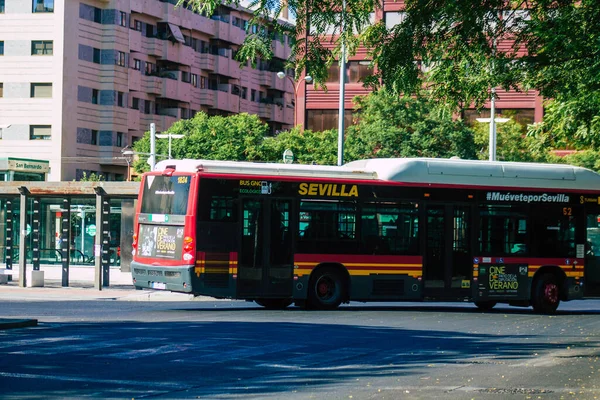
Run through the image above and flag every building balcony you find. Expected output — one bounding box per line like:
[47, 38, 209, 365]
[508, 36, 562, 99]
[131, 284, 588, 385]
[128, 107, 140, 130]
[141, 75, 163, 95]
[128, 68, 141, 92]
[273, 39, 290, 60]
[191, 15, 215, 36]
[258, 70, 274, 87]
[213, 90, 240, 113]
[197, 89, 215, 107]
[142, 37, 164, 58]
[214, 23, 245, 45]
[140, 114, 158, 131]
[141, 0, 164, 19]
[258, 102, 287, 123]
[198, 53, 216, 72]
[160, 72, 191, 103]
[162, 42, 194, 66]
[129, 29, 142, 53]
[156, 108, 180, 130]
[130, 0, 143, 13]
[214, 55, 241, 80]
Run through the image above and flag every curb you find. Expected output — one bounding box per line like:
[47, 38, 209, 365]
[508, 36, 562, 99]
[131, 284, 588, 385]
[0, 319, 38, 330]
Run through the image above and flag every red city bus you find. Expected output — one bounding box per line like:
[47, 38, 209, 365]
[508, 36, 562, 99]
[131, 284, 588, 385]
[131, 158, 600, 313]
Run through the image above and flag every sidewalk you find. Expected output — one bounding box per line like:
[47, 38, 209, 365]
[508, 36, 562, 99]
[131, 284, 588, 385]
[0, 265, 205, 330]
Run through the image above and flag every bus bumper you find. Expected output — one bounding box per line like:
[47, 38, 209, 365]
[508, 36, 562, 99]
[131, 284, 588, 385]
[131, 261, 195, 293]
[565, 278, 585, 301]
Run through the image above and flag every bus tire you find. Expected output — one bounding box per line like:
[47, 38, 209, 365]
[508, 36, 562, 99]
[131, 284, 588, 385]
[255, 299, 292, 310]
[474, 301, 497, 311]
[307, 267, 346, 310]
[532, 273, 560, 314]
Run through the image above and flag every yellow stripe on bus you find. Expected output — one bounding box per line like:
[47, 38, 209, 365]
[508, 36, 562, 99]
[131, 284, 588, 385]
[294, 268, 421, 278]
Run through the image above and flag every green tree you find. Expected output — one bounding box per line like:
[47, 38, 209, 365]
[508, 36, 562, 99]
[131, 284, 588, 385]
[344, 89, 477, 160]
[76, 171, 105, 181]
[132, 112, 269, 173]
[261, 127, 338, 165]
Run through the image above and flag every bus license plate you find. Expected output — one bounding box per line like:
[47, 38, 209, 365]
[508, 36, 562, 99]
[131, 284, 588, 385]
[151, 282, 166, 290]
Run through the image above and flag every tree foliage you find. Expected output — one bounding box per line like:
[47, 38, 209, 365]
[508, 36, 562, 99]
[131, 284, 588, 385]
[132, 112, 269, 172]
[345, 89, 477, 160]
[472, 116, 539, 162]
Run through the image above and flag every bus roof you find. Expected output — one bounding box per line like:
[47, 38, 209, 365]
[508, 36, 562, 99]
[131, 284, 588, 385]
[154, 158, 600, 191]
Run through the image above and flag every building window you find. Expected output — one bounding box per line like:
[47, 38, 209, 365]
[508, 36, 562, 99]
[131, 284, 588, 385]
[133, 59, 141, 70]
[251, 89, 257, 102]
[145, 62, 155, 76]
[32, 0, 54, 13]
[133, 20, 142, 31]
[241, 87, 247, 100]
[93, 7, 102, 23]
[307, 109, 353, 132]
[117, 91, 124, 107]
[347, 61, 373, 83]
[191, 74, 198, 87]
[93, 48, 101, 64]
[116, 132, 124, 147]
[0, 41, 3, 56]
[131, 97, 139, 110]
[119, 11, 127, 27]
[30, 125, 51, 140]
[116, 51, 126, 67]
[0, 83, 3, 97]
[31, 40, 53, 55]
[0, 0, 5, 13]
[92, 89, 99, 104]
[200, 76, 206, 89]
[91, 130, 99, 145]
[30, 83, 52, 98]
[181, 71, 191, 83]
[384, 11, 406, 29]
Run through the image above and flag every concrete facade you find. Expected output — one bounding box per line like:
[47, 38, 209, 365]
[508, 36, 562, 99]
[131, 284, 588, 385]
[0, 0, 295, 181]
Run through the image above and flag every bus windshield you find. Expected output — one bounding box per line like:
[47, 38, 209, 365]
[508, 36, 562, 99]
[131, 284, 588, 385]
[140, 175, 191, 215]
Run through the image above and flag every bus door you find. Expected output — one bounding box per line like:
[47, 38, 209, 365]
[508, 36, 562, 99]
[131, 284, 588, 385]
[585, 208, 600, 296]
[238, 198, 294, 298]
[423, 204, 473, 298]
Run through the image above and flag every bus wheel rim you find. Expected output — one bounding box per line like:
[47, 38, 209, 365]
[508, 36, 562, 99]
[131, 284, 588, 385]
[544, 283, 558, 304]
[317, 277, 333, 299]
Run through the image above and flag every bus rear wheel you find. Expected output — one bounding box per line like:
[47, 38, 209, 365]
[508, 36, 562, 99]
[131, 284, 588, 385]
[255, 299, 292, 310]
[532, 273, 560, 314]
[307, 267, 346, 310]
[474, 301, 497, 311]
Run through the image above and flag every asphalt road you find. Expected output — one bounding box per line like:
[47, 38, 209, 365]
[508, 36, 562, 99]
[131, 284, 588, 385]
[1, 300, 599, 399]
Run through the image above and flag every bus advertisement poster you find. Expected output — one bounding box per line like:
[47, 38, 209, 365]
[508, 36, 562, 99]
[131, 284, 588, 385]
[139, 224, 184, 259]
[477, 263, 529, 299]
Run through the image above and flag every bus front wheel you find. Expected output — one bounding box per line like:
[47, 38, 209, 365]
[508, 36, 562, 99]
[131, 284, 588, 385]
[255, 299, 292, 310]
[474, 301, 497, 311]
[307, 267, 346, 310]
[532, 273, 560, 314]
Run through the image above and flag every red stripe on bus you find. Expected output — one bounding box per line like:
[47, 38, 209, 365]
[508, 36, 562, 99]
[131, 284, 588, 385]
[294, 254, 422, 264]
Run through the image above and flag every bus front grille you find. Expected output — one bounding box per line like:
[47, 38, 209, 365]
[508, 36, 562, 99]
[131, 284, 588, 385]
[133, 268, 147, 275]
[148, 270, 163, 277]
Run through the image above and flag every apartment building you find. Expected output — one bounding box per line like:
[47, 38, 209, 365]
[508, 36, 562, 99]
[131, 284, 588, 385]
[0, 0, 295, 181]
[299, 2, 544, 131]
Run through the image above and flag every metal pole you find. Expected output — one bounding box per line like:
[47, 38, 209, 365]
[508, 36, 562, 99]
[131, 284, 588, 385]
[150, 123, 156, 170]
[489, 87, 496, 162]
[18, 189, 28, 288]
[337, 0, 346, 166]
[168, 134, 172, 159]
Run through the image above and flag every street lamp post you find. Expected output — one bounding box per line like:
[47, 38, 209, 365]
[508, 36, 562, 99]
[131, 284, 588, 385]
[155, 132, 184, 159]
[277, 71, 313, 127]
[121, 147, 134, 181]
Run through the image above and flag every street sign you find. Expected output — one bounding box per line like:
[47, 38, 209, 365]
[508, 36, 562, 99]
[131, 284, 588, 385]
[283, 149, 294, 164]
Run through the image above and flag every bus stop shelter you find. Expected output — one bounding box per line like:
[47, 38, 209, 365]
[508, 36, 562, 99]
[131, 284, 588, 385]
[0, 181, 139, 289]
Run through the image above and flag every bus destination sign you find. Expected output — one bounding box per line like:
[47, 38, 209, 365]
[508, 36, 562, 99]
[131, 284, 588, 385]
[477, 263, 529, 299]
